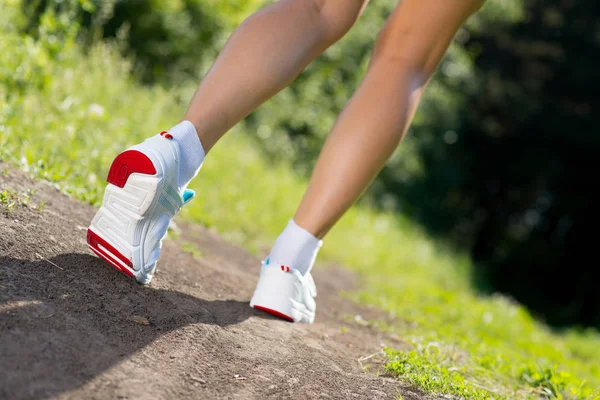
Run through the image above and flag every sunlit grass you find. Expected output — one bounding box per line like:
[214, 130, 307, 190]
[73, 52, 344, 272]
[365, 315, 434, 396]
[1, 9, 599, 399]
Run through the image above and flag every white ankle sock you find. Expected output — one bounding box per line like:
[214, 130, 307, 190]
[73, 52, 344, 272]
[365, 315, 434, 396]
[268, 219, 323, 275]
[167, 120, 205, 191]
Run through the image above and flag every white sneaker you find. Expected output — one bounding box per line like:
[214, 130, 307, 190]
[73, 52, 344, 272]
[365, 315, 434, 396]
[87, 131, 195, 284]
[250, 257, 317, 323]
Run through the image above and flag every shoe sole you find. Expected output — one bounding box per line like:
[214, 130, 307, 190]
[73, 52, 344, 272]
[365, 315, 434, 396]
[252, 305, 294, 322]
[88, 149, 164, 283]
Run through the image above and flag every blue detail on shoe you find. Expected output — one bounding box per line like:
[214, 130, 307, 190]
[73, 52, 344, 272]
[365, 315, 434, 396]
[182, 189, 195, 205]
[265, 257, 270, 265]
[159, 194, 176, 215]
[165, 184, 181, 204]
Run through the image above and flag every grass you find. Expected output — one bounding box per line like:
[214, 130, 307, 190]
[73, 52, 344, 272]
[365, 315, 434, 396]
[0, 189, 36, 212]
[1, 6, 599, 399]
[180, 242, 203, 259]
[0, 189, 19, 212]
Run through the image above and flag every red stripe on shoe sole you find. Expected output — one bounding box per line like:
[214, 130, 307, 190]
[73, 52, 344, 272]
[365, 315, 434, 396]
[89, 246, 134, 278]
[107, 150, 156, 188]
[87, 228, 134, 278]
[253, 305, 294, 322]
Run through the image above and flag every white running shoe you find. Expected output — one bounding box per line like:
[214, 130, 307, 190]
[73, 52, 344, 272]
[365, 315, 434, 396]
[87, 131, 195, 284]
[250, 257, 317, 323]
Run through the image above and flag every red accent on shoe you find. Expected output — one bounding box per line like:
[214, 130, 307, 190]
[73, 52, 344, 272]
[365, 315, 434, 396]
[164, 133, 173, 140]
[87, 228, 134, 278]
[106, 150, 156, 188]
[253, 305, 294, 322]
[281, 265, 284, 271]
[286, 266, 290, 272]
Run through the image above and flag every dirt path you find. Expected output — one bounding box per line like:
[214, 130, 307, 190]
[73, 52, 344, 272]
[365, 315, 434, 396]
[0, 164, 425, 400]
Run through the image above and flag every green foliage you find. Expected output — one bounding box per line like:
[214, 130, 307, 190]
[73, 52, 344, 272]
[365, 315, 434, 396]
[2, 2, 599, 399]
[385, 348, 492, 399]
[358, 276, 600, 399]
[385, 345, 598, 399]
[0, 2, 78, 96]
[180, 242, 203, 259]
[92, 0, 225, 82]
[416, 0, 600, 328]
[0, 190, 18, 212]
[518, 365, 573, 399]
[0, 189, 33, 212]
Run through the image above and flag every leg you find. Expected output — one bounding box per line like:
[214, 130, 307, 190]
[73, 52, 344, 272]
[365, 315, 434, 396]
[183, 0, 369, 152]
[295, 0, 485, 238]
[251, 0, 484, 323]
[89, 0, 369, 285]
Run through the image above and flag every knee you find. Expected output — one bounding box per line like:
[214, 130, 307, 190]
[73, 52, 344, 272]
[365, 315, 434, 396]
[372, 24, 431, 81]
[371, 0, 485, 80]
[305, 0, 365, 43]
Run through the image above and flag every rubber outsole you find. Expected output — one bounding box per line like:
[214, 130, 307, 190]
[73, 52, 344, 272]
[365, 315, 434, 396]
[87, 228, 134, 278]
[253, 305, 294, 322]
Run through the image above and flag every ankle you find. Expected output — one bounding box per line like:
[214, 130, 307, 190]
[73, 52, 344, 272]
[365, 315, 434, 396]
[268, 219, 323, 275]
[292, 214, 327, 240]
[180, 115, 220, 154]
[167, 120, 205, 190]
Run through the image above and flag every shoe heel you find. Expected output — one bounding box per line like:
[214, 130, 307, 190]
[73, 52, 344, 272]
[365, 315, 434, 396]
[87, 228, 135, 278]
[250, 268, 298, 322]
[107, 150, 156, 188]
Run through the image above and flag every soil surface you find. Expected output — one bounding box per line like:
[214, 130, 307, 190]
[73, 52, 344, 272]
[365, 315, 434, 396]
[0, 164, 426, 400]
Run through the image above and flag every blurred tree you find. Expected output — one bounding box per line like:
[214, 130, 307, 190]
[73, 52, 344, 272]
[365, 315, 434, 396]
[21, 0, 224, 82]
[462, 0, 599, 327]
[383, 0, 600, 327]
